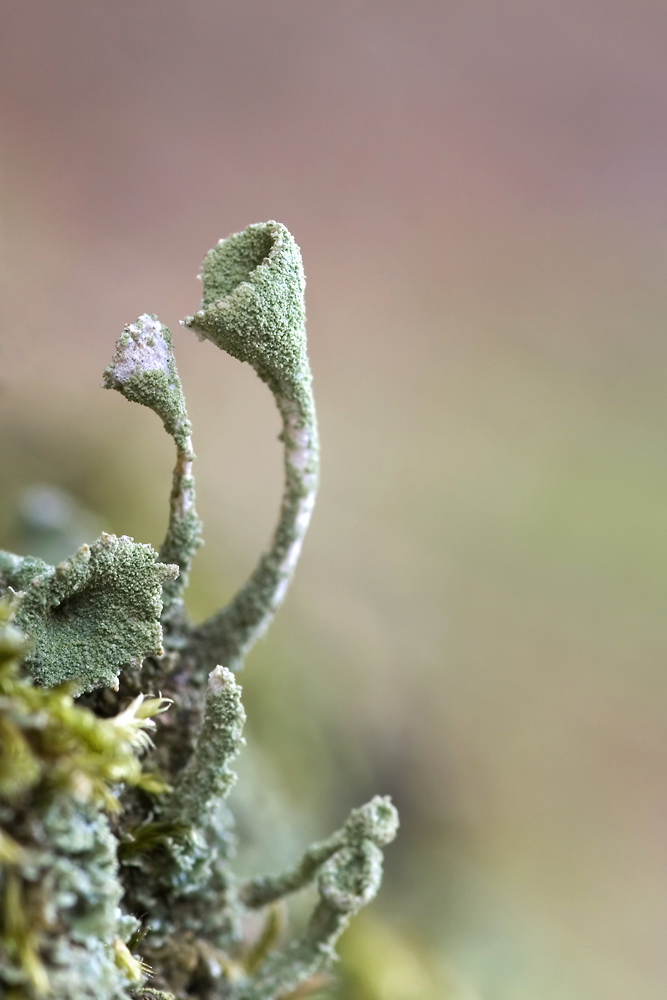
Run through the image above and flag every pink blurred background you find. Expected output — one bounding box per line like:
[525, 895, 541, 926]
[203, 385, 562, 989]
[1, 3, 666, 998]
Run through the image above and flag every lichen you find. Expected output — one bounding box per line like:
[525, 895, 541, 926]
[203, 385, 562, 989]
[168, 666, 246, 829]
[103, 314, 191, 452]
[0, 600, 168, 999]
[182, 222, 310, 402]
[0, 221, 397, 1000]
[0, 534, 178, 693]
[183, 221, 319, 676]
[103, 313, 202, 628]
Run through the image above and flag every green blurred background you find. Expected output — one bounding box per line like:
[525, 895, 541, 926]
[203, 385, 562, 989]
[1, 2, 666, 997]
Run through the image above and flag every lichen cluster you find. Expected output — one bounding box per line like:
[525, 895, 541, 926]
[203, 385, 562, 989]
[0, 599, 168, 999]
[0, 222, 398, 999]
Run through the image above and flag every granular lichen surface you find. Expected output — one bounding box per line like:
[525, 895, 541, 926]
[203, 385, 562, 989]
[0, 221, 397, 1000]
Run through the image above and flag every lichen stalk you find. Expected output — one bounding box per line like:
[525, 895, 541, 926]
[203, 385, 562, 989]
[159, 428, 198, 616]
[232, 798, 398, 1000]
[182, 221, 319, 674]
[189, 390, 318, 675]
[239, 796, 398, 910]
[103, 313, 203, 629]
[165, 665, 246, 829]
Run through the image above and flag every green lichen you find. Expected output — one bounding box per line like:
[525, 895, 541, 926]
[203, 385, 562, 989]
[167, 666, 246, 829]
[0, 534, 177, 693]
[103, 314, 191, 452]
[0, 221, 397, 1000]
[230, 798, 398, 1000]
[103, 314, 202, 625]
[0, 600, 168, 999]
[119, 668, 247, 984]
[239, 797, 399, 910]
[183, 221, 320, 675]
[134, 992, 177, 1000]
[183, 222, 310, 402]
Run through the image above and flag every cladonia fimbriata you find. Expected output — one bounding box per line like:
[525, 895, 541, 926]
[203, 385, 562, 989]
[0, 221, 398, 1000]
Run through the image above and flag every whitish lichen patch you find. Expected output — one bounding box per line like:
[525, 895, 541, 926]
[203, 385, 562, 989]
[105, 314, 171, 386]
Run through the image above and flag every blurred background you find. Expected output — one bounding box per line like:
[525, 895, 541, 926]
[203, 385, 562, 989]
[1, 2, 666, 997]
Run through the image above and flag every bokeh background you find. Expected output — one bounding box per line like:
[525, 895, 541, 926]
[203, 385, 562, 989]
[1, 2, 666, 998]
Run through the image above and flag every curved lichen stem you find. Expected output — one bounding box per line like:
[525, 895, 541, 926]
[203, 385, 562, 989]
[103, 313, 203, 632]
[181, 221, 319, 675]
[232, 797, 398, 1000]
[238, 796, 397, 909]
[158, 426, 200, 625]
[189, 387, 318, 674]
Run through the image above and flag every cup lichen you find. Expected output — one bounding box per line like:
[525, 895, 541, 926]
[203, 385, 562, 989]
[0, 221, 397, 1000]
